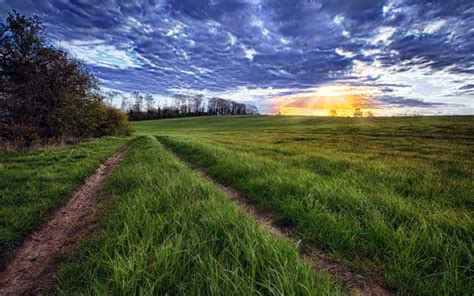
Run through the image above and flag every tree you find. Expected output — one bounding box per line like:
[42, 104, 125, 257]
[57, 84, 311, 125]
[131, 91, 144, 113]
[104, 90, 120, 107]
[191, 94, 203, 113]
[125, 92, 259, 121]
[246, 104, 258, 115]
[329, 109, 338, 116]
[366, 111, 374, 117]
[207, 97, 218, 115]
[144, 93, 154, 111]
[120, 95, 131, 112]
[173, 94, 188, 114]
[353, 108, 363, 117]
[0, 11, 130, 147]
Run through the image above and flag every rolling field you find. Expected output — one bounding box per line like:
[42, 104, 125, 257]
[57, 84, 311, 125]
[134, 115, 474, 295]
[1, 115, 472, 294]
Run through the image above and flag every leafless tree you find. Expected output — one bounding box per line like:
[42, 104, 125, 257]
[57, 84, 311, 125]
[144, 93, 154, 111]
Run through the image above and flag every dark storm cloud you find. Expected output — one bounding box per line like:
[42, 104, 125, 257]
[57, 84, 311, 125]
[460, 84, 474, 90]
[0, 0, 472, 112]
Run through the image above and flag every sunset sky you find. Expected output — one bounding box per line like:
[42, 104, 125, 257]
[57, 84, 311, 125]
[1, 0, 473, 116]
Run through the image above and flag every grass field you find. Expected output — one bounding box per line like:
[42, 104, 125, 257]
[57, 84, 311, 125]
[1, 115, 472, 294]
[0, 137, 128, 267]
[134, 115, 474, 295]
[57, 136, 343, 295]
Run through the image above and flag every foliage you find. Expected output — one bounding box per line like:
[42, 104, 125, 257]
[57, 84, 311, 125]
[0, 11, 130, 147]
[89, 100, 131, 137]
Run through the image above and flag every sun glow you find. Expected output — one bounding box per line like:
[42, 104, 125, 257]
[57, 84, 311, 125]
[272, 85, 380, 116]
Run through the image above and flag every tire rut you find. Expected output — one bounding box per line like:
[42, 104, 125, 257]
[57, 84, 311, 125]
[0, 146, 127, 295]
[168, 150, 395, 296]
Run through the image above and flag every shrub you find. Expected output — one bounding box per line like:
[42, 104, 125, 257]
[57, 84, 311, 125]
[97, 105, 132, 137]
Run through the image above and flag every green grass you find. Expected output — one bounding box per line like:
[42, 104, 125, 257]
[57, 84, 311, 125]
[0, 136, 128, 266]
[133, 115, 474, 295]
[56, 136, 343, 295]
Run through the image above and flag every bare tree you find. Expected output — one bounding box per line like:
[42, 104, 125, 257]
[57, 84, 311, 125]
[104, 90, 120, 107]
[191, 94, 203, 113]
[353, 108, 363, 117]
[120, 95, 131, 112]
[145, 93, 154, 111]
[131, 91, 144, 113]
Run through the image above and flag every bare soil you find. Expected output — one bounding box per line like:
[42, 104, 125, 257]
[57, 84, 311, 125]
[171, 151, 394, 296]
[0, 148, 126, 295]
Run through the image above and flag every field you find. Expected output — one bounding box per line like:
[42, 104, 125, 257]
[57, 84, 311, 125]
[134, 115, 473, 294]
[1, 115, 473, 295]
[56, 136, 342, 295]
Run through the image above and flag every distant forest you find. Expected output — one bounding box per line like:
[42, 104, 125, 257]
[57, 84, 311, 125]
[111, 91, 259, 121]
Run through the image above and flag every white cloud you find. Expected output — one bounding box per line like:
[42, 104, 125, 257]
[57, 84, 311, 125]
[333, 15, 344, 25]
[190, 65, 212, 74]
[423, 19, 447, 34]
[165, 23, 184, 37]
[361, 48, 382, 56]
[243, 47, 257, 61]
[370, 27, 396, 45]
[251, 17, 270, 37]
[280, 37, 289, 45]
[60, 40, 141, 69]
[335, 48, 355, 58]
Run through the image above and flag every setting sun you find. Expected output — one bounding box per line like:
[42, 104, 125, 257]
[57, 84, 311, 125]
[273, 85, 379, 117]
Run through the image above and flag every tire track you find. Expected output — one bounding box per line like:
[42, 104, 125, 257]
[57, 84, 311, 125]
[168, 149, 394, 296]
[0, 146, 127, 295]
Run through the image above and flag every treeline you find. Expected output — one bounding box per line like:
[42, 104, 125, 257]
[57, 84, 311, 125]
[0, 11, 130, 149]
[328, 108, 374, 117]
[116, 92, 259, 121]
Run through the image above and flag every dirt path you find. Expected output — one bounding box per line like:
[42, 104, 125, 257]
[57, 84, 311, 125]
[170, 151, 394, 296]
[0, 147, 126, 295]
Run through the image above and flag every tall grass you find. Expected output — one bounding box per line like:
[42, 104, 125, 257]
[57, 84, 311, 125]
[0, 136, 128, 267]
[57, 136, 343, 295]
[132, 115, 473, 295]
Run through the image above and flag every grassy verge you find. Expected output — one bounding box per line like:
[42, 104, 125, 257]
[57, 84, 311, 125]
[138, 115, 474, 295]
[0, 136, 129, 266]
[56, 136, 343, 295]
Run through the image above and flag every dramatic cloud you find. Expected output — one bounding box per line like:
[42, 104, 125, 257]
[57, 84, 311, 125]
[1, 0, 473, 115]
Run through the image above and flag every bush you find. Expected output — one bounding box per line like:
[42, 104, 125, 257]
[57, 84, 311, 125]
[97, 105, 132, 137]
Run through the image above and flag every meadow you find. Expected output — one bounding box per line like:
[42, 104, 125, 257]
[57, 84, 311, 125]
[135, 115, 474, 295]
[1, 115, 472, 295]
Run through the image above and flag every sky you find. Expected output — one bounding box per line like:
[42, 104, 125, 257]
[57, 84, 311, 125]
[1, 0, 473, 116]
